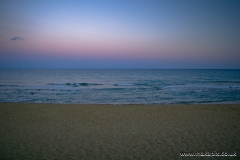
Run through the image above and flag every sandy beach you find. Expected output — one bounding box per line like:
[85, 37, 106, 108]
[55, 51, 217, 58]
[0, 103, 239, 159]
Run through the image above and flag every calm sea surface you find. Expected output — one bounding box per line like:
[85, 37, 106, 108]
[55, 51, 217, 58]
[0, 69, 240, 104]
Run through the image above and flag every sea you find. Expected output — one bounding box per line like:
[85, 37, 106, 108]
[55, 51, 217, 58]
[0, 69, 240, 104]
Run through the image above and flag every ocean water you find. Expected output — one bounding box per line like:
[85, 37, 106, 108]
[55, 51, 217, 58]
[0, 69, 240, 104]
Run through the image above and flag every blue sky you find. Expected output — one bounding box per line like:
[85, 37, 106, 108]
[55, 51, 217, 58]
[0, 0, 240, 69]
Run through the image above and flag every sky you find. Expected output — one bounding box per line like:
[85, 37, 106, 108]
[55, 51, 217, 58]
[0, 0, 240, 69]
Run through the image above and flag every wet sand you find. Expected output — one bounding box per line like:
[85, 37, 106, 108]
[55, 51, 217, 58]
[0, 103, 239, 159]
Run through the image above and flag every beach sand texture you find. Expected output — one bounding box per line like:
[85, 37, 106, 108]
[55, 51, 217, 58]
[0, 103, 239, 159]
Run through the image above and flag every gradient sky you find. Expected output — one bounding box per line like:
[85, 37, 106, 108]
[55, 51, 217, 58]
[0, 0, 240, 69]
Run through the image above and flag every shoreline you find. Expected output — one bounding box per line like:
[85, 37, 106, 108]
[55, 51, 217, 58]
[1, 103, 239, 159]
[1, 102, 240, 105]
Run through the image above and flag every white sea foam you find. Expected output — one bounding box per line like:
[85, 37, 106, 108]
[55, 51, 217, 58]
[115, 84, 134, 86]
